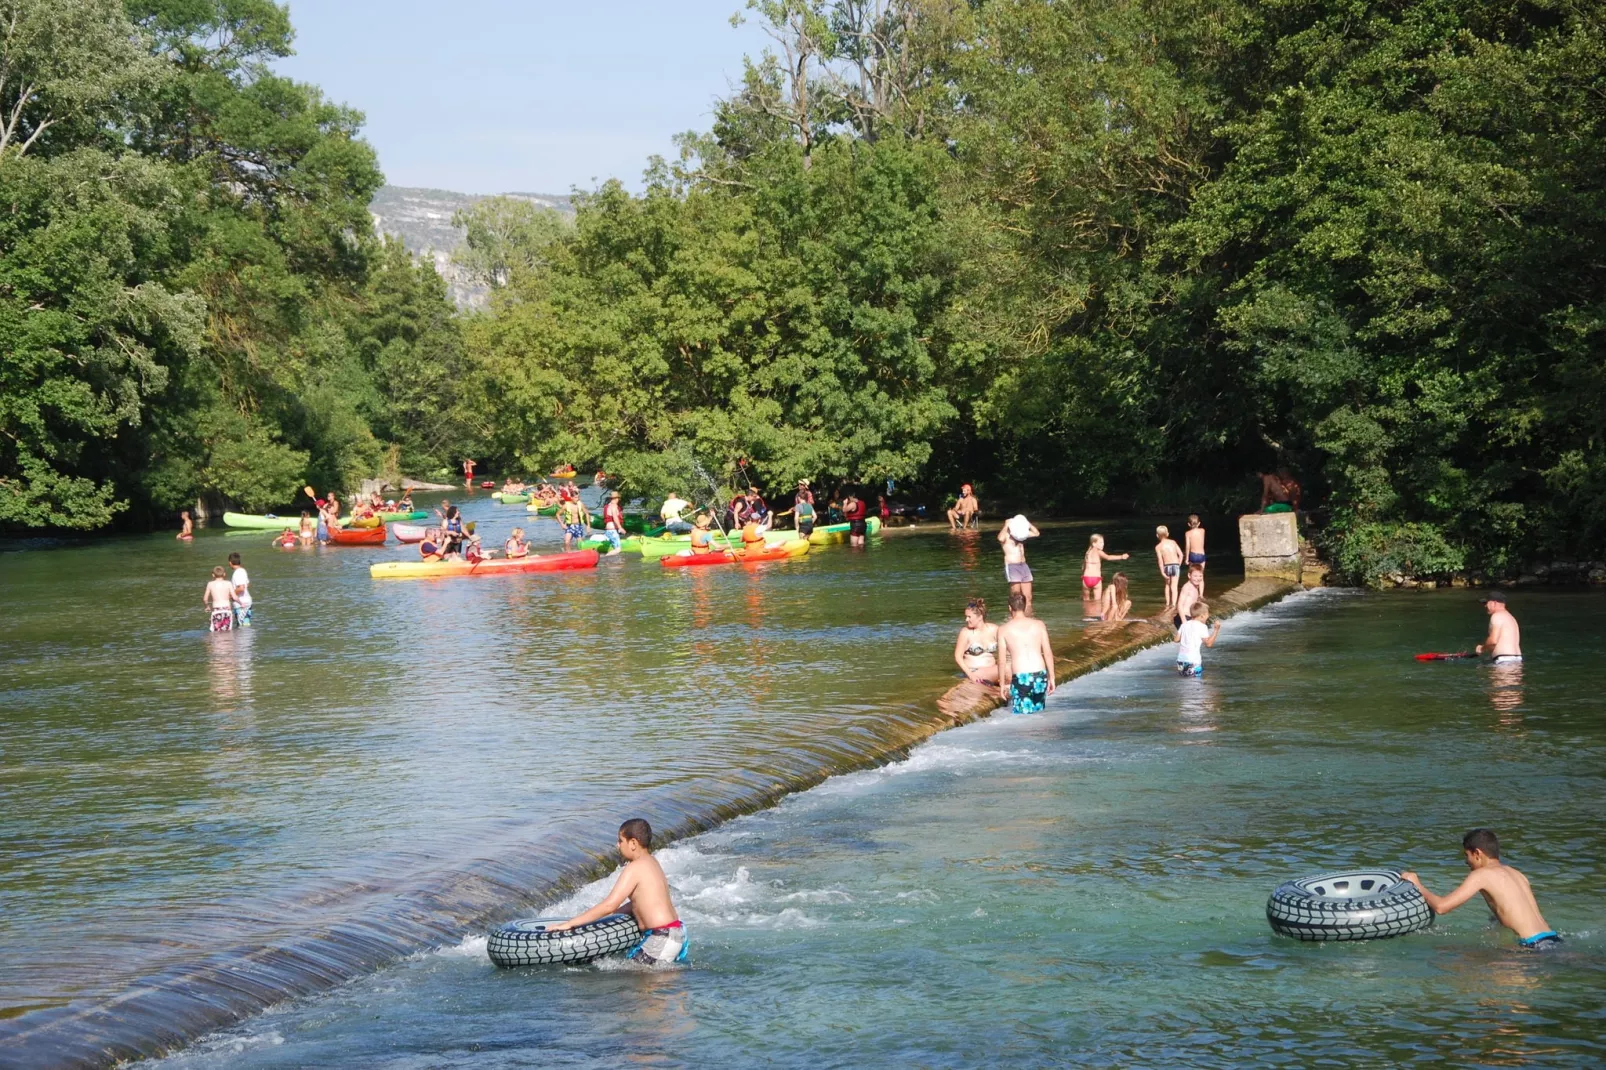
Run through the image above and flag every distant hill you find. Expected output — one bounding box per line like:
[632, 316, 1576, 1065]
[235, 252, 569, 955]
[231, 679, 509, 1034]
[369, 185, 573, 308]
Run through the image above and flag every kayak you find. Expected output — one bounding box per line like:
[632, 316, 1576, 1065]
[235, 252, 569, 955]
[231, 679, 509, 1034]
[223, 511, 303, 530]
[480, 480, 495, 488]
[659, 539, 810, 568]
[587, 512, 658, 534]
[637, 532, 743, 559]
[378, 510, 428, 523]
[526, 502, 560, 516]
[577, 533, 645, 553]
[496, 493, 531, 504]
[369, 550, 599, 579]
[808, 516, 882, 545]
[392, 523, 427, 543]
[347, 514, 381, 529]
[328, 524, 386, 546]
[550, 467, 577, 479]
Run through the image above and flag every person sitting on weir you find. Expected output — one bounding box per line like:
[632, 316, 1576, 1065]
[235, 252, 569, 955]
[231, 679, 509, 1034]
[954, 597, 1000, 685]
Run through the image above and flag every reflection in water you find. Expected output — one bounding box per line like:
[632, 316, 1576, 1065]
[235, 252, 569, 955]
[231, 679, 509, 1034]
[207, 625, 254, 711]
[1176, 674, 1220, 736]
[1488, 662, 1524, 725]
[953, 529, 982, 574]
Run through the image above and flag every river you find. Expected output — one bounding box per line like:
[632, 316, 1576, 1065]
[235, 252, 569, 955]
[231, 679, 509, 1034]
[2, 501, 1601, 1066]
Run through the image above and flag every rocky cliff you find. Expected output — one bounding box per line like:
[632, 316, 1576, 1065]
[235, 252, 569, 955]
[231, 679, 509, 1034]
[369, 185, 573, 309]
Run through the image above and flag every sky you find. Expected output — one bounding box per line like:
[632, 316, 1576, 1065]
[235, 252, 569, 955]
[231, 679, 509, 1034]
[273, 1, 770, 195]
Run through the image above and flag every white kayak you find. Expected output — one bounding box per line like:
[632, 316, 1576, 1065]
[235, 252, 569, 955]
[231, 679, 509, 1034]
[392, 523, 427, 543]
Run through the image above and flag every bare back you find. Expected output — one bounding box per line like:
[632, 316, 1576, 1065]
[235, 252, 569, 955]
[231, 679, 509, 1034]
[1476, 864, 1548, 939]
[618, 854, 679, 930]
[1486, 609, 1521, 657]
[998, 616, 1050, 676]
[1176, 578, 1203, 621]
[1156, 538, 1183, 566]
[1185, 527, 1205, 555]
[204, 578, 235, 610]
[999, 530, 1027, 565]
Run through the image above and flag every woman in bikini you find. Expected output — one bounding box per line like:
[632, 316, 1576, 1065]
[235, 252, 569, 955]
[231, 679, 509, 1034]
[953, 598, 1001, 685]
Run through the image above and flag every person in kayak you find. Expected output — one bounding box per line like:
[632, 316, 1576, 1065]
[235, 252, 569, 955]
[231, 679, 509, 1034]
[419, 529, 445, 561]
[441, 506, 467, 556]
[843, 489, 868, 547]
[177, 510, 194, 540]
[398, 489, 414, 510]
[953, 597, 1000, 685]
[203, 566, 238, 632]
[660, 491, 692, 534]
[1476, 591, 1522, 663]
[550, 818, 687, 965]
[689, 513, 716, 554]
[504, 527, 529, 559]
[1402, 829, 1557, 949]
[601, 490, 626, 555]
[227, 552, 253, 627]
[997, 591, 1055, 714]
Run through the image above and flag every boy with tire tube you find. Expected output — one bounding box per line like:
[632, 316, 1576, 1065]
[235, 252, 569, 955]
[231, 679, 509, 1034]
[550, 818, 687, 964]
[1401, 829, 1559, 949]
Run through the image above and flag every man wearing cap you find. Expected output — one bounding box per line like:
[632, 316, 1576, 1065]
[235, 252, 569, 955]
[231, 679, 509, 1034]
[999, 515, 1041, 615]
[948, 483, 979, 530]
[1476, 591, 1522, 663]
[601, 490, 626, 555]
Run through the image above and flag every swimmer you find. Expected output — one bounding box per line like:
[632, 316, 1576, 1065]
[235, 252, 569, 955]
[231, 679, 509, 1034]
[1175, 600, 1219, 677]
[997, 590, 1055, 714]
[1402, 829, 1557, 949]
[1082, 534, 1129, 602]
[1155, 525, 1184, 611]
[274, 527, 297, 549]
[1174, 564, 1205, 628]
[176, 510, 193, 540]
[504, 527, 530, 559]
[1475, 591, 1522, 663]
[1095, 572, 1131, 622]
[203, 565, 237, 632]
[953, 597, 1000, 686]
[999, 515, 1040, 614]
[1184, 515, 1206, 592]
[550, 818, 687, 965]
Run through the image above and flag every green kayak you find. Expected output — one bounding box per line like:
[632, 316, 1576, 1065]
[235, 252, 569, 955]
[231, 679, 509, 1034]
[637, 532, 746, 559]
[378, 510, 428, 522]
[809, 516, 882, 545]
[577, 533, 646, 553]
[496, 493, 531, 504]
[526, 502, 560, 516]
[223, 511, 305, 530]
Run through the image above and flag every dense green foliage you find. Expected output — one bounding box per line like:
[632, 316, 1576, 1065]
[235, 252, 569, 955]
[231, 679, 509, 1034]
[6, 0, 1602, 581]
[1, 0, 469, 526]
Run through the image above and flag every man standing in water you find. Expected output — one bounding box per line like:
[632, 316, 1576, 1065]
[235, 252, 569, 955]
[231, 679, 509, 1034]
[462, 457, 476, 485]
[557, 492, 589, 553]
[227, 552, 252, 627]
[1475, 591, 1522, 662]
[843, 488, 868, 547]
[997, 591, 1055, 714]
[999, 514, 1040, 615]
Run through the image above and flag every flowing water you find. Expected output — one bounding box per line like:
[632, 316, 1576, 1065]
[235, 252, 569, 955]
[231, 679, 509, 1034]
[5, 504, 1603, 1067]
[0, 497, 1190, 1066]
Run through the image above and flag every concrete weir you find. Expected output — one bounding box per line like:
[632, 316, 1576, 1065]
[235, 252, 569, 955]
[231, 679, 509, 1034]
[1, 578, 1298, 1070]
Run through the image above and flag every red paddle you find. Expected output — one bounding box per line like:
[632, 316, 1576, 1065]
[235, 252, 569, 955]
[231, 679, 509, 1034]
[1415, 651, 1474, 661]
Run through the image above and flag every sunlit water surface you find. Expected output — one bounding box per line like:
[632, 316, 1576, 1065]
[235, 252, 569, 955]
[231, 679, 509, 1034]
[148, 588, 1606, 1068]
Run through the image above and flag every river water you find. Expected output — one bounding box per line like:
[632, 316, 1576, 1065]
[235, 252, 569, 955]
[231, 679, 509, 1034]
[4, 502, 1602, 1066]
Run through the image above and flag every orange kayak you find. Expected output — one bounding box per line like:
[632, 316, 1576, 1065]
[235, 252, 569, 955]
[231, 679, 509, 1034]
[370, 550, 600, 579]
[659, 539, 809, 568]
[328, 523, 386, 546]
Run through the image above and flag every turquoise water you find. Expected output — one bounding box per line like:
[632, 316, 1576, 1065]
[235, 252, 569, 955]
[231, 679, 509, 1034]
[150, 589, 1606, 1068]
[1, 497, 1198, 1064]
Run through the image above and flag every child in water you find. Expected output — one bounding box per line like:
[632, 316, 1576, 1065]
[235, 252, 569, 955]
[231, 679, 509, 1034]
[177, 510, 193, 540]
[1402, 829, 1559, 949]
[1175, 601, 1220, 677]
[550, 818, 687, 965]
[1082, 534, 1129, 601]
[1095, 572, 1130, 622]
[203, 566, 237, 631]
[1184, 515, 1206, 592]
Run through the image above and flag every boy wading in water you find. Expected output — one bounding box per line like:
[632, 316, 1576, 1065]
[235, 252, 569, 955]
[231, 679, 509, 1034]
[551, 818, 687, 965]
[1184, 515, 1206, 592]
[997, 591, 1055, 714]
[1175, 601, 1220, 677]
[203, 566, 238, 632]
[1154, 526, 1184, 612]
[1402, 829, 1558, 949]
[999, 515, 1039, 615]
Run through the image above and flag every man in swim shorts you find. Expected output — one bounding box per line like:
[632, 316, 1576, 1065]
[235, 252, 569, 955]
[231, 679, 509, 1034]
[557, 493, 588, 552]
[1475, 591, 1522, 663]
[998, 514, 1040, 615]
[1402, 828, 1558, 949]
[550, 818, 687, 965]
[997, 591, 1055, 714]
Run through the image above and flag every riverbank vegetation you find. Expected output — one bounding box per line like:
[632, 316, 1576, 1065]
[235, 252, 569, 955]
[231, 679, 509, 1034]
[4, 0, 1602, 582]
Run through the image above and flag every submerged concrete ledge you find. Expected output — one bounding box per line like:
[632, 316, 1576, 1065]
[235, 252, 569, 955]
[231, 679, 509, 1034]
[1, 578, 1298, 1070]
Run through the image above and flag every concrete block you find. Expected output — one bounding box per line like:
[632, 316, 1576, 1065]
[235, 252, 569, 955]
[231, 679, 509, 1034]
[1239, 512, 1301, 578]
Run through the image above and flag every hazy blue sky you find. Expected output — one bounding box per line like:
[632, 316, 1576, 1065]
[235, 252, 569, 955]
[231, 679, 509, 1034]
[274, 1, 769, 194]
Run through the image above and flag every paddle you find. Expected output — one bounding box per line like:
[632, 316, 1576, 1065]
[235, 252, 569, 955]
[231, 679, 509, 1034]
[1415, 651, 1475, 661]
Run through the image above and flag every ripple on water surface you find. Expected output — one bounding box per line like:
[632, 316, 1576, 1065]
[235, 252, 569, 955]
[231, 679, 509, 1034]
[150, 587, 1605, 1068]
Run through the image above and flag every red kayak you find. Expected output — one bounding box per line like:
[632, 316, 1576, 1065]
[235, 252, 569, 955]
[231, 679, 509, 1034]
[480, 480, 495, 489]
[328, 523, 386, 546]
[370, 550, 600, 579]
